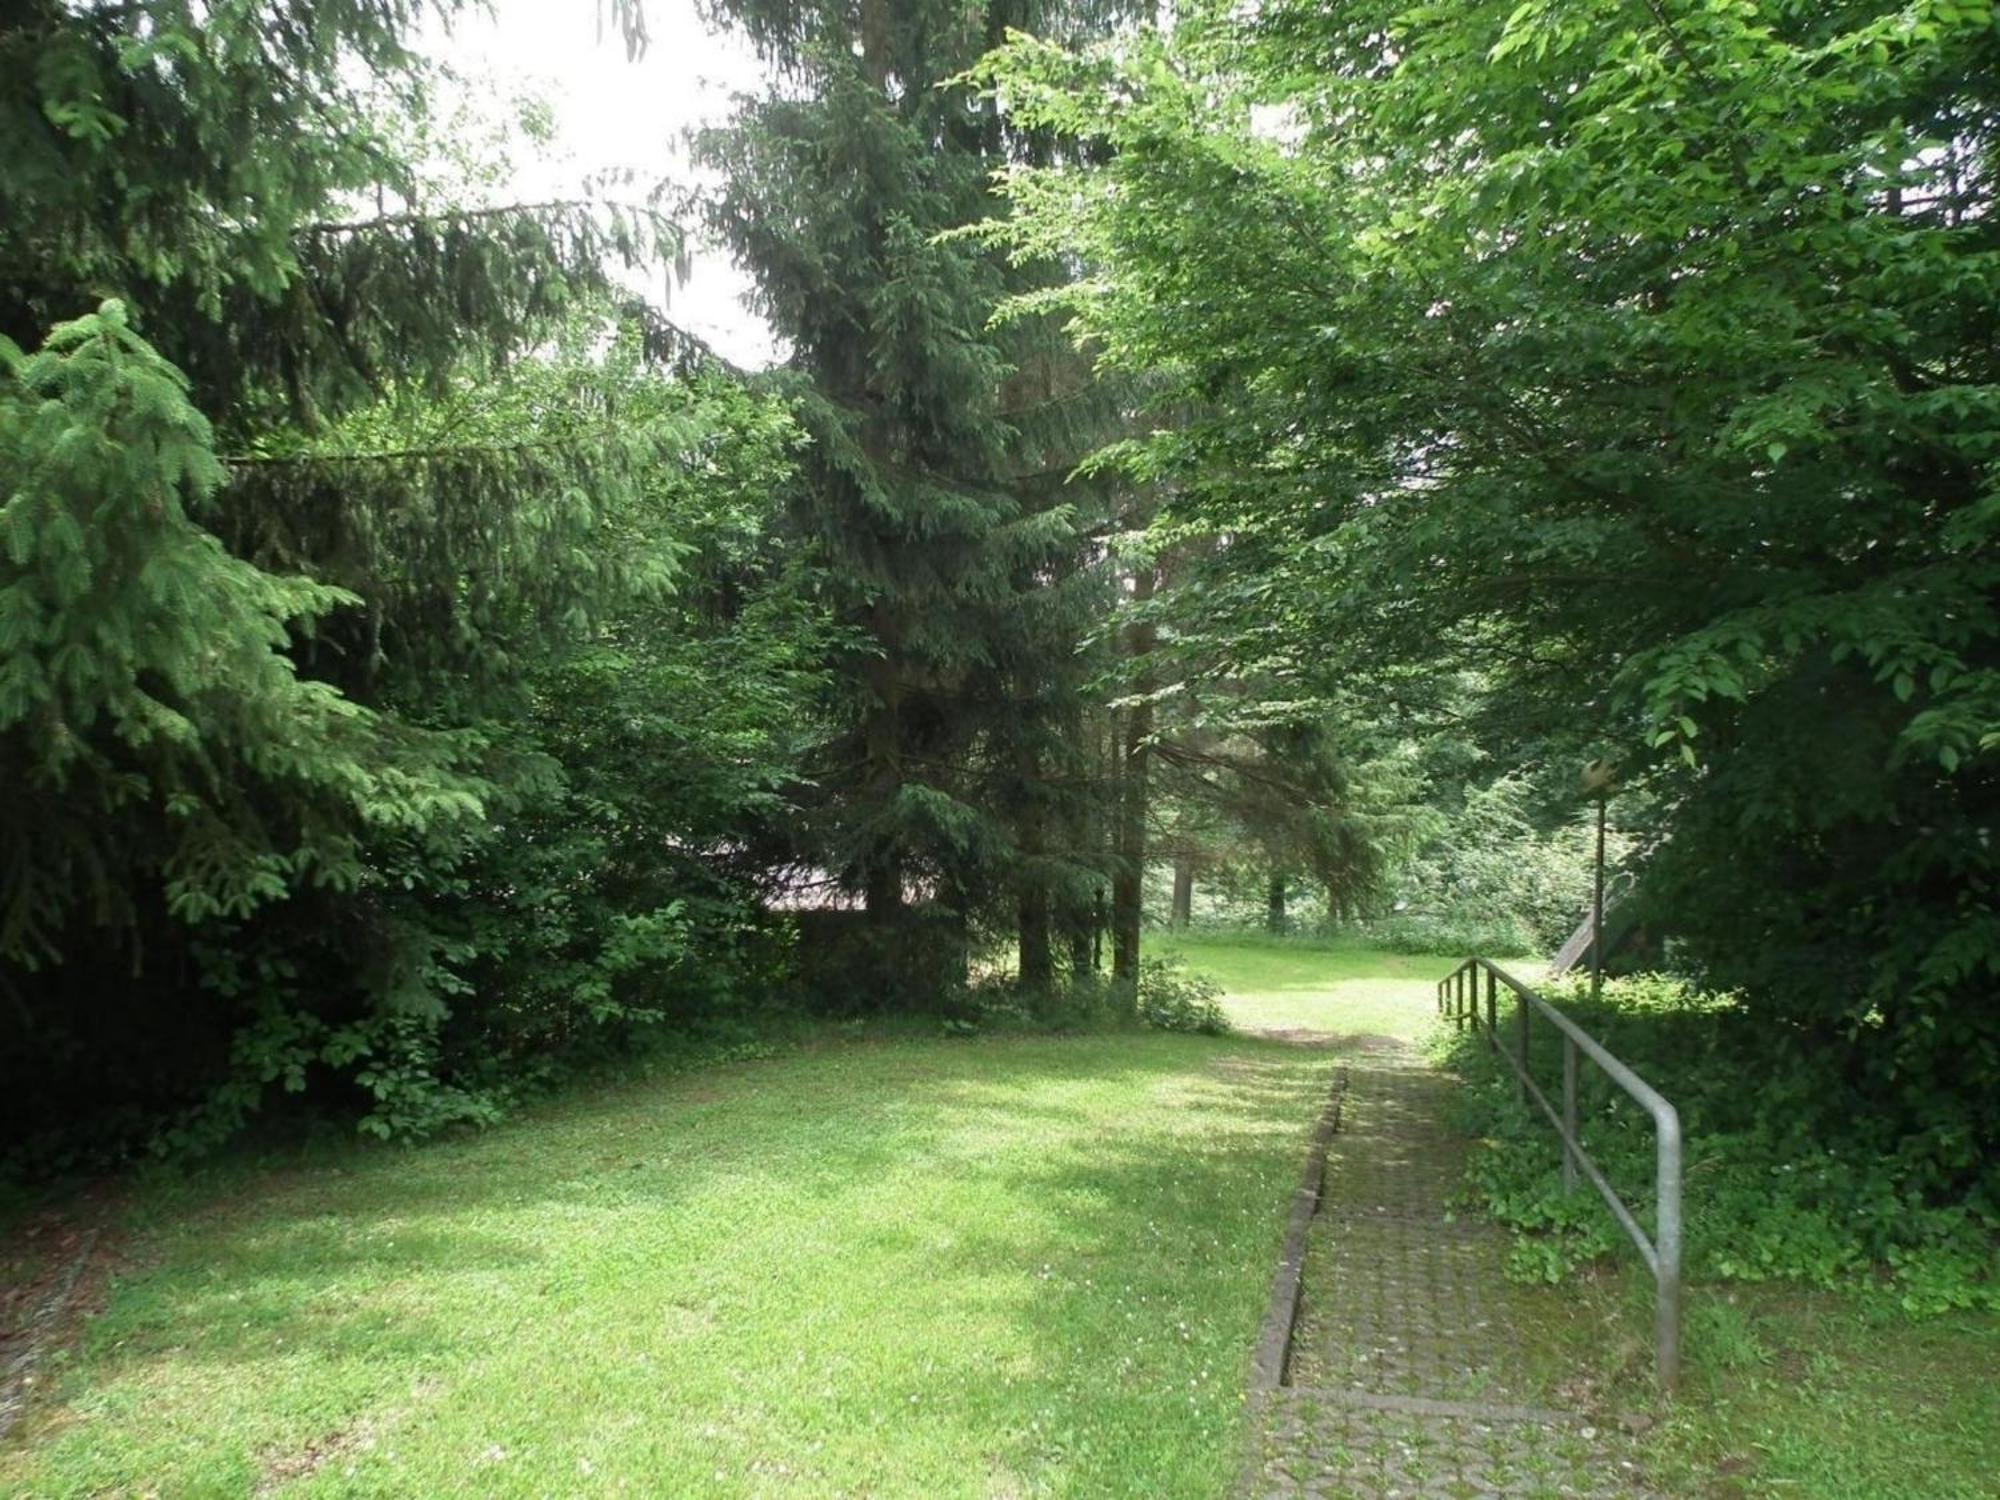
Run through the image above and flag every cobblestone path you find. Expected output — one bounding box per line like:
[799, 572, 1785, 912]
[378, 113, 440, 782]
[1240, 1042, 1654, 1500]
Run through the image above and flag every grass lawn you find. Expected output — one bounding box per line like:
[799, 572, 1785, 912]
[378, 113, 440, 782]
[1, 1031, 1334, 1499]
[1519, 1269, 2000, 1500]
[8, 936, 1995, 1499]
[1154, 933, 1448, 1040]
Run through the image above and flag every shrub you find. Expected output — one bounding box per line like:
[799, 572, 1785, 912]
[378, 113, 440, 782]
[792, 909, 971, 1015]
[1134, 957, 1231, 1036]
[1351, 913, 1537, 958]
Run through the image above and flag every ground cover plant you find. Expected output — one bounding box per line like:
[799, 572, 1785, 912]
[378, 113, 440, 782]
[1434, 968, 2000, 1498]
[1503, 1256, 2000, 1500]
[1438, 972, 2000, 1313]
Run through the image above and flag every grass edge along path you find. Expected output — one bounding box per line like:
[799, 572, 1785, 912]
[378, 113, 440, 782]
[0, 1031, 1335, 1499]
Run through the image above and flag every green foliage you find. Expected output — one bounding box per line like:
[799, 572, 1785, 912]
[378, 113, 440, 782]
[1353, 914, 1535, 960]
[941, 952, 1228, 1034]
[695, 0, 1138, 956]
[1438, 974, 2000, 1317]
[0, 2, 836, 1168]
[980, 0, 2000, 1165]
[1, 1, 664, 425]
[1375, 772, 1618, 952]
[0, 303, 483, 964]
[790, 909, 973, 1017]
[949, 970, 1125, 1034]
[1133, 956, 1230, 1035]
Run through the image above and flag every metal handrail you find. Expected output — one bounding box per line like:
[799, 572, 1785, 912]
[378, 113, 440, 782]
[1437, 957, 1683, 1391]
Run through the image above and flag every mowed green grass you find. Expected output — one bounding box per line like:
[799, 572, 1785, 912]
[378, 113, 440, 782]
[1513, 1265, 2000, 1500]
[1156, 934, 1451, 1040]
[1, 1031, 1338, 1499]
[14, 937, 1988, 1498]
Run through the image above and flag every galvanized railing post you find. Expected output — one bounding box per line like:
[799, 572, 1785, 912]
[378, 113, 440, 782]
[1562, 1036, 1579, 1194]
[1513, 975, 1529, 1106]
[1656, 1110, 1684, 1392]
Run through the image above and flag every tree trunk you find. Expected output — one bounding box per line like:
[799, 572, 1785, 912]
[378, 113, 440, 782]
[859, 0, 893, 87]
[1266, 872, 1287, 933]
[1018, 888, 1053, 989]
[861, 653, 903, 926]
[1065, 916, 1093, 976]
[864, 854, 903, 926]
[1171, 853, 1195, 927]
[1016, 738, 1053, 988]
[1112, 563, 1157, 986]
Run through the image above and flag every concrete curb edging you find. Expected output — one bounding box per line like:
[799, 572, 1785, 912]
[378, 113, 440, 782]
[1246, 1065, 1348, 1393]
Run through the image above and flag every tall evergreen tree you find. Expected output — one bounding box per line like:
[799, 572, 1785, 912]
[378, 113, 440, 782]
[694, 0, 1135, 982]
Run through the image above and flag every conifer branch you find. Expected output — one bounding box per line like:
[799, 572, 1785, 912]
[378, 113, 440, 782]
[296, 200, 664, 237]
[222, 435, 622, 469]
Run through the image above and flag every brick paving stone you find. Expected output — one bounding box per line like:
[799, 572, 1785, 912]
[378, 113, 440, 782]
[1241, 1043, 1654, 1500]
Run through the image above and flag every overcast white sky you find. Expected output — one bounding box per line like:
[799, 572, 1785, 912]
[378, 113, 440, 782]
[419, 1, 782, 367]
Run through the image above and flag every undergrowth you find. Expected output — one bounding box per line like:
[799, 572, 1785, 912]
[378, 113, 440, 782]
[1438, 972, 2000, 1316]
[1153, 916, 1536, 959]
[947, 956, 1230, 1037]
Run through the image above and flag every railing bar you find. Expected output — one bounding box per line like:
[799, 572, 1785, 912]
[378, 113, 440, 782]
[1452, 956, 1682, 1390]
[1524, 1087, 1663, 1275]
[1478, 961, 1677, 1124]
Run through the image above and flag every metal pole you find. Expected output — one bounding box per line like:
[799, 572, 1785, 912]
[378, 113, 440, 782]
[1656, 1109, 1684, 1393]
[1592, 795, 1607, 1006]
[1562, 1036, 1579, 1194]
[1514, 983, 1529, 1106]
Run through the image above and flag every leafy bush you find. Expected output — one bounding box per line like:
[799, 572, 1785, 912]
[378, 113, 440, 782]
[1372, 775, 1617, 953]
[1134, 957, 1231, 1036]
[946, 967, 1130, 1035]
[1347, 913, 1537, 959]
[793, 910, 972, 1017]
[944, 981, 1041, 1034]
[1438, 973, 2000, 1316]
[942, 957, 1228, 1037]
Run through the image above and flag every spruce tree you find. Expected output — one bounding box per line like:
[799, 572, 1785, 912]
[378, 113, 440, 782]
[694, 0, 1135, 981]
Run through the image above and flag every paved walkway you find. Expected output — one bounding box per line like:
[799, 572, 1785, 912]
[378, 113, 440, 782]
[1240, 1042, 1653, 1499]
